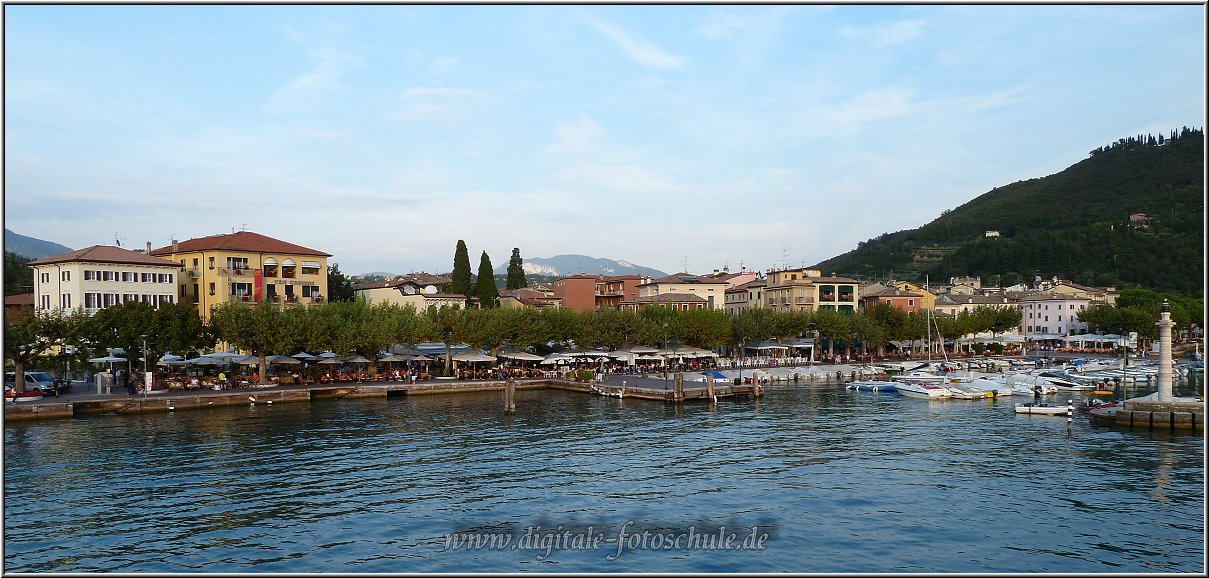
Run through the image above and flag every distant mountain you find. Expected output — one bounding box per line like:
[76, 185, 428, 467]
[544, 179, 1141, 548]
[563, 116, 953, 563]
[494, 254, 668, 279]
[3, 228, 73, 259]
[814, 127, 1204, 295]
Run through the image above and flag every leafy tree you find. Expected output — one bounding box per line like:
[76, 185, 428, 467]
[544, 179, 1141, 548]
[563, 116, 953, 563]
[536, 307, 582, 352]
[682, 308, 730, 350]
[475, 251, 499, 308]
[426, 305, 467, 374]
[3, 307, 86, 392]
[451, 240, 472, 297]
[4, 252, 33, 297]
[812, 308, 850, 356]
[506, 247, 527, 290]
[208, 300, 298, 379]
[327, 263, 356, 302]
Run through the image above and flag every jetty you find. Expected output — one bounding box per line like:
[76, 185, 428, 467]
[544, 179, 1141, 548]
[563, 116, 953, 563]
[2, 373, 761, 422]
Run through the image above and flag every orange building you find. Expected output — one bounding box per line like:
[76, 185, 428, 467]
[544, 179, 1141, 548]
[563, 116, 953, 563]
[552, 274, 643, 312]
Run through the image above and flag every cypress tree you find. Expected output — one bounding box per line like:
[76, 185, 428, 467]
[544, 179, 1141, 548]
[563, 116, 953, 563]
[451, 240, 471, 296]
[506, 247, 527, 290]
[476, 251, 499, 308]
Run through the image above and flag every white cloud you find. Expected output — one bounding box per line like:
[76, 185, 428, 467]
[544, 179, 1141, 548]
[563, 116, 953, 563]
[265, 24, 360, 111]
[543, 115, 607, 155]
[586, 16, 684, 69]
[840, 19, 925, 48]
[390, 87, 484, 123]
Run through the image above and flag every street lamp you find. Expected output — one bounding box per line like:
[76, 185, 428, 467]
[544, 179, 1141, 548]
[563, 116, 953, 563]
[141, 334, 149, 399]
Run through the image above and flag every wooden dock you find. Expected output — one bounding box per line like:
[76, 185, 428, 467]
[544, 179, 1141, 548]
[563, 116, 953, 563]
[3, 374, 756, 422]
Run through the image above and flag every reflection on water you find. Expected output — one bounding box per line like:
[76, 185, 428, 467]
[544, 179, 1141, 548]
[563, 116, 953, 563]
[4, 383, 1204, 573]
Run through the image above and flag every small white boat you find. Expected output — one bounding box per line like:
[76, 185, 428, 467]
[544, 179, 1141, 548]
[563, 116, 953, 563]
[1015, 403, 1071, 416]
[845, 380, 898, 392]
[895, 380, 952, 399]
[945, 381, 996, 399]
[965, 377, 1009, 397]
[890, 370, 948, 385]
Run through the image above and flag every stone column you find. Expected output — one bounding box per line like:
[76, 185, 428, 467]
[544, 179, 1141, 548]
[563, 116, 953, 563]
[1156, 300, 1175, 402]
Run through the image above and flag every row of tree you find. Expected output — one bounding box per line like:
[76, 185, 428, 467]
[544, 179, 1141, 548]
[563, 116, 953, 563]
[12, 286, 1198, 394]
[448, 241, 527, 308]
[6, 297, 1033, 392]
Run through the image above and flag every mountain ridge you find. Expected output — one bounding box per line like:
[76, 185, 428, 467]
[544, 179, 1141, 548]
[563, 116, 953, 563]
[3, 228, 74, 260]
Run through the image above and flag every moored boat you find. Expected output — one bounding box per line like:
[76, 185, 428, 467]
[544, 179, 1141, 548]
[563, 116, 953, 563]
[845, 380, 898, 392]
[895, 380, 952, 399]
[1015, 403, 1071, 416]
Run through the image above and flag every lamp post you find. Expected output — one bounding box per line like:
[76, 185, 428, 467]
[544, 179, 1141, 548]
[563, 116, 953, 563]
[141, 334, 149, 400]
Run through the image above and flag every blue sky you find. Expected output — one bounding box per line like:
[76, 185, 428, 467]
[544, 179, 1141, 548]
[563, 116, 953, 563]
[3, 4, 1204, 277]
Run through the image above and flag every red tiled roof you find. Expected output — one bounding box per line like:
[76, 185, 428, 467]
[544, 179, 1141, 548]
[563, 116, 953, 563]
[149, 231, 330, 257]
[5, 293, 35, 306]
[27, 245, 180, 267]
[619, 293, 708, 304]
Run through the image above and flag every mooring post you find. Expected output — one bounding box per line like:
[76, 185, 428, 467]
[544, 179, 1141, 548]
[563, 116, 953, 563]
[675, 372, 684, 402]
[706, 374, 716, 404]
[1067, 398, 1073, 435]
[504, 379, 516, 413]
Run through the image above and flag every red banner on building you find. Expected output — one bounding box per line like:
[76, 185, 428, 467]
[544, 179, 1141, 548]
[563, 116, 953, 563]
[254, 269, 263, 302]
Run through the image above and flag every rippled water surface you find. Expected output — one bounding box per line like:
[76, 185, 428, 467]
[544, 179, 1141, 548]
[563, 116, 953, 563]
[4, 383, 1204, 572]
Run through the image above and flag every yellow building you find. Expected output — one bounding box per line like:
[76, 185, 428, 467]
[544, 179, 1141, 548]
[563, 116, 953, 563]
[762, 267, 860, 313]
[888, 280, 936, 310]
[150, 231, 331, 320]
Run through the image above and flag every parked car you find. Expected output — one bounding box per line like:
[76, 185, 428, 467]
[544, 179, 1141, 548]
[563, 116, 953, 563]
[4, 371, 61, 396]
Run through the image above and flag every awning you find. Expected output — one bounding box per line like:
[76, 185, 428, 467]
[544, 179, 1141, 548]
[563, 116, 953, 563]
[282, 258, 297, 267]
[263, 257, 278, 266]
[302, 261, 322, 268]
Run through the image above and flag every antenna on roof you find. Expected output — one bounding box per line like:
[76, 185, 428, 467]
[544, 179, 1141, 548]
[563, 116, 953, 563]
[781, 249, 788, 270]
[681, 256, 690, 273]
[241, 224, 247, 231]
[114, 231, 124, 247]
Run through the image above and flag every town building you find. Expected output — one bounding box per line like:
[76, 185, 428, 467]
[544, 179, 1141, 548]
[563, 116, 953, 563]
[761, 267, 860, 313]
[354, 276, 466, 310]
[1018, 292, 1091, 341]
[551, 274, 643, 312]
[28, 245, 182, 314]
[618, 292, 708, 312]
[635, 273, 730, 310]
[858, 284, 924, 313]
[498, 288, 563, 309]
[149, 231, 330, 320]
[724, 278, 765, 315]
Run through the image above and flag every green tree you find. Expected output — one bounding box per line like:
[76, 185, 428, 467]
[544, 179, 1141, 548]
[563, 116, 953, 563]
[451, 240, 472, 297]
[506, 247, 527, 290]
[208, 300, 299, 379]
[476, 251, 499, 308]
[4, 252, 33, 297]
[327, 263, 356, 302]
[3, 307, 86, 393]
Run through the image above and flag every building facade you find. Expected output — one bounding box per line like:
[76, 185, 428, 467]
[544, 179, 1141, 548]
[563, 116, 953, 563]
[28, 245, 182, 314]
[1018, 292, 1091, 340]
[149, 231, 330, 320]
[636, 273, 729, 310]
[761, 267, 860, 313]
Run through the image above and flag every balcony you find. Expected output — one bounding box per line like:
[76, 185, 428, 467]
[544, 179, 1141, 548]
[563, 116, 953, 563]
[229, 294, 258, 304]
[796, 297, 814, 304]
[218, 267, 251, 277]
[186, 269, 200, 278]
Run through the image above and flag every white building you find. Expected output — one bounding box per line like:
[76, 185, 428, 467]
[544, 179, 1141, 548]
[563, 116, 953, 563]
[28, 245, 182, 314]
[1018, 292, 1091, 340]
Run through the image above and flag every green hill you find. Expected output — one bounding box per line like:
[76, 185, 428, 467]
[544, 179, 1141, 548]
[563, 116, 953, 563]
[815, 127, 1204, 296]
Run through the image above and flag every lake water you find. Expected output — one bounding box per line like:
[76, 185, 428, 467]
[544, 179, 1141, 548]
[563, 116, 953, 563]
[3, 381, 1204, 572]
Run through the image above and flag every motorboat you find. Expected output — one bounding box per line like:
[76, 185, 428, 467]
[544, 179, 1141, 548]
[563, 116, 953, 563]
[1015, 403, 1071, 416]
[890, 370, 948, 385]
[945, 381, 996, 399]
[964, 377, 1009, 397]
[845, 380, 898, 392]
[894, 380, 952, 399]
[1006, 373, 1058, 396]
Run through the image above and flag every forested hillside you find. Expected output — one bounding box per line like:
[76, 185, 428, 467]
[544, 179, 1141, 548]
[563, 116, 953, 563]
[816, 128, 1204, 295]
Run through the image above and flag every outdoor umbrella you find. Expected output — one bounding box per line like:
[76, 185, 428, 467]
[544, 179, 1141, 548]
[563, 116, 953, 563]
[452, 352, 495, 362]
[88, 355, 126, 363]
[498, 352, 544, 362]
[291, 351, 314, 360]
[628, 346, 659, 354]
[205, 351, 242, 359]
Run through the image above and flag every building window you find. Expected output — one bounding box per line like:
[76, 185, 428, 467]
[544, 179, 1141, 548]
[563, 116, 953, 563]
[209, 282, 216, 296]
[84, 270, 96, 281]
[192, 258, 198, 267]
[209, 256, 215, 269]
[124, 293, 137, 303]
[142, 294, 153, 303]
[62, 271, 70, 282]
[908, 299, 914, 307]
[303, 285, 319, 298]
